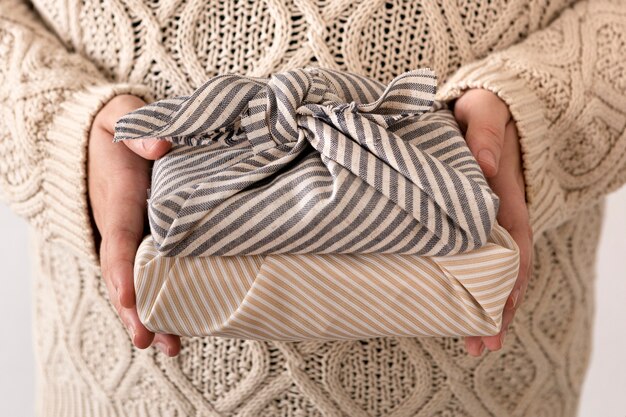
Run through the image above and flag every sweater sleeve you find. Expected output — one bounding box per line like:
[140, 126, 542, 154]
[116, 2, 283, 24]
[0, 0, 153, 263]
[436, 0, 626, 237]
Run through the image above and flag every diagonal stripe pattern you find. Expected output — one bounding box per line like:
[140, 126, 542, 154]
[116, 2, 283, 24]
[133, 223, 519, 339]
[114, 67, 500, 257]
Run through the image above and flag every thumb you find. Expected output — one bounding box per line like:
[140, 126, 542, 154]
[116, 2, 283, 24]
[465, 118, 505, 178]
[453, 90, 510, 178]
[122, 138, 172, 161]
[97, 94, 172, 160]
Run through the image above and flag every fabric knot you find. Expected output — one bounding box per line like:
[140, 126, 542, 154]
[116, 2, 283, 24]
[239, 67, 335, 153]
[114, 67, 438, 154]
[237, 67, 437, 154]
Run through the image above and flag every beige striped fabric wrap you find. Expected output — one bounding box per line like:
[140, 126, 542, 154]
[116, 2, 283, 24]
[134, 223, 518, 340]
[117, 66, 521, 340]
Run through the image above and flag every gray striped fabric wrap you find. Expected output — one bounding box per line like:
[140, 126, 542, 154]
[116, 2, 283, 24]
[114, 67, 500, 258]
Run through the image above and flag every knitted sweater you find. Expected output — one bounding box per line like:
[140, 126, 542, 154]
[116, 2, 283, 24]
[0, 0, 625, 416]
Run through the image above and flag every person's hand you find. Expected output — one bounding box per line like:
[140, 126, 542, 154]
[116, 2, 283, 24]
[452, 88, 534, 356]
[88, 94, 181, 356]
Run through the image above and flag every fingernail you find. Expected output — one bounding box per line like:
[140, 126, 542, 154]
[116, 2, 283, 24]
[500, 329, 507, 346]
[141, 139, 157, 152]
[478, 343, 485, 355]
[478, 149, 496, 170]
[511, 288, 520, 308]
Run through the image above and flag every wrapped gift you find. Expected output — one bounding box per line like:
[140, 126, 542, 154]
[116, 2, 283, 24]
[114, 67, 519, 340]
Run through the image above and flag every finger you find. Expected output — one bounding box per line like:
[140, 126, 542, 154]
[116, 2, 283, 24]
[102, 271, 155, 349]
[479, 121, 531, 353]
[481, 290, 517, 351]
[504, 224, 533, 310]
[464, 336, 484, 357]
[152, 333, 182, 357]
[488, 122, 526, 197]
[500, 212, 532, 314]
[491, 121, 533, 312]
[454, 90, 511, 177]
[98, 179, 172, 351]
[482, 304, 516, 351]
[97, 153, 150, 310]
[119, 306, 155, 349]
[102, 170, 148, 310]
[105, 227, 142, 309]
[465, 116, 506, 177]
[94, 94, 172, 160]
[96, 95, 147, 131]
[122, 138, 172, 161]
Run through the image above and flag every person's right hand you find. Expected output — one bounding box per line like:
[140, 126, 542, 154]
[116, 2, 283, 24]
[88, 94, 181, 356]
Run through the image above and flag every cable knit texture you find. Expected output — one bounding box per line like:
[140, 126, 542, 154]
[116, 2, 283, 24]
[0, 0, 625, 416]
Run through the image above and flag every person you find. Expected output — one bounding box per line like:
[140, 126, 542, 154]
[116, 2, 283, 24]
[0, 0, 623, 415]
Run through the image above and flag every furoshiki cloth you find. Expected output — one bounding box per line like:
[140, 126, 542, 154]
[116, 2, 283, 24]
[115, 67, 499, 257]
[114, 67, 519, 340]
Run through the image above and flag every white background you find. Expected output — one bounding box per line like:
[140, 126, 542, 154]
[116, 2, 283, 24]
[1, 187, 625, 417]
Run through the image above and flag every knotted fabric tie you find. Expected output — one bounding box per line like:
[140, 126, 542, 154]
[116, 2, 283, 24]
[114, 67, 499, 257]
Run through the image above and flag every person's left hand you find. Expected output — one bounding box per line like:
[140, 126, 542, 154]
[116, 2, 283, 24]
[451, 88, 534, 356]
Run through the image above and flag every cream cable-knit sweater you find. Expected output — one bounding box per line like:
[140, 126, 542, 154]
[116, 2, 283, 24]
[1, 0, 625, 416]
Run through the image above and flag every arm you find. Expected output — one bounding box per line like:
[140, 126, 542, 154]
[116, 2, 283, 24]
[437, 0, 626, 238]
[0, 0, 179, 354]
[436, 0, 626, 356]
[0, 0, 151, 262]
